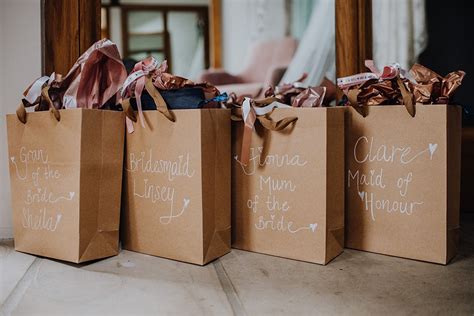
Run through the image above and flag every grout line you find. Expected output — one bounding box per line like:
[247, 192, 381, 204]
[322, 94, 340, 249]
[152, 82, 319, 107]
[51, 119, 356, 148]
[1, 258, 42, 315]
[213, 258, 247, 316]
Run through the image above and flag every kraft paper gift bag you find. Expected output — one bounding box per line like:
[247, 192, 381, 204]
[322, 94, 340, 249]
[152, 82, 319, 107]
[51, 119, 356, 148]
[231, 99, 345, 265]
[345, 105, 461, 264]
[6, 39, 127, 263]
[339, 60, 464, 264]
[120, 58, 231, 265]
[7, 109, 125, 263]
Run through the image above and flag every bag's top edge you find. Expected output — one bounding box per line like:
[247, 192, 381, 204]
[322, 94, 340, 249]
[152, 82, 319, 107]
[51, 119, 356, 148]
[133, 108, 231, 114]
[354, 104, 452, 108]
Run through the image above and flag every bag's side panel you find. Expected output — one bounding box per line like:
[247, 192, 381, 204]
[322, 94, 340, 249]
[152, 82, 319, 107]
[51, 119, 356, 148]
[121, 110, 204, 264]
[6, 110, 81, 262]
[78, 109, 124, 262]
[324, 108, 345, 264]
[201, 109, 231, 265]
[346, 105, 448, 264]
[446, 105, 462, 263]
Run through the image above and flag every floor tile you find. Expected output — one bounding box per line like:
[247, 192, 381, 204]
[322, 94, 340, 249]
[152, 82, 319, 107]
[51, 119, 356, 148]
[5, 250, 233, 316]
[0, 240, 36, 306]
[1, 216, 473, 315]
[219, 222, 474, 315]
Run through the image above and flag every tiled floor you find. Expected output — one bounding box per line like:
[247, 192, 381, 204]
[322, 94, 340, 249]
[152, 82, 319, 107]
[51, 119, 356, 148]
[1, 216, 473, 316]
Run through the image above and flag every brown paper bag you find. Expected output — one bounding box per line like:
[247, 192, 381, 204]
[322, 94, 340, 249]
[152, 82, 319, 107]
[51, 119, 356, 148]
[232, 107, 345, 265]
[6, 109, 125, 263]
[346, 104, 461, 264]
[121, 109, 231, 265]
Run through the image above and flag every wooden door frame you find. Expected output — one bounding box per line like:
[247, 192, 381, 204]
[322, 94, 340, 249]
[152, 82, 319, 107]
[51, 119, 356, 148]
[335, 0, 372, 79]
[119, 4, 211, 72]
[41, 0, 221, 73]
[41, 0, 101, 75]
[209, 0, 222, 68]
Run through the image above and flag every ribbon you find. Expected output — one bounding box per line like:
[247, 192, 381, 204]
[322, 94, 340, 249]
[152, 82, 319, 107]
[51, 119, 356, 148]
[62, 38, 127, 109]
[17, 85, 60, 124]
[337, 60, 403, 91]
[234, 97, 297, 166]
[337, 60, 415, 117]
[122, 76, 175, 134]
[17, 74, 58, 123]
[122, 57, 165, 129]
[23, 75, 54, 104]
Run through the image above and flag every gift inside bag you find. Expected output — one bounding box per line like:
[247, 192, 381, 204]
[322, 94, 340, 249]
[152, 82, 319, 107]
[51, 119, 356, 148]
[19, 38, 127, 118]
[131, 87, 205, 110]
[337, 60, 466, 115]
[122, 57, 225, 112]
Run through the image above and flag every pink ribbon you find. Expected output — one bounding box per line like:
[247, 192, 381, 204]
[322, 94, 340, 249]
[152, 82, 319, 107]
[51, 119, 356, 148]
[122, 57, 167, 130]
[237, 98, 291, 165]
[62, 39, 127, 109]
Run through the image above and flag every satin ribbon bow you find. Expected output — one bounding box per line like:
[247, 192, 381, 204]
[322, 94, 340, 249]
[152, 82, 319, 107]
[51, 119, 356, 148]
[63, 38, 126, 109]
[121, 57, 167, 128]
[235, 97, 297, 166]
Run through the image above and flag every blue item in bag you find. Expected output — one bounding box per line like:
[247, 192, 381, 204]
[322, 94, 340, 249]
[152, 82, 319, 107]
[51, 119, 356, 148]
[130, 87, 205, 110]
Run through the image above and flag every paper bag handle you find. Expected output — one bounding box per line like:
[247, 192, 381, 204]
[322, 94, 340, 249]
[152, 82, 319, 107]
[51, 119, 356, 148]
[257, 115, 298, 131]
[16, 86, 61, 124]
[122, 76, 175, 124]
[234, 99, 298, 166]
[348, 76, 415, 117]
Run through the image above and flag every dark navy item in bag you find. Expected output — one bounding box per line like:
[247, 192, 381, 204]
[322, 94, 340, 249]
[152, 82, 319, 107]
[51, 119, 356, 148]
[130, 87, 205, 110]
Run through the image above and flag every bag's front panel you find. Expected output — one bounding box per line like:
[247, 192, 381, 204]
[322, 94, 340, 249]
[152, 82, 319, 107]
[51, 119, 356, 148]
[346, 105, 449, 263]
[123, 110, 203, 264]
[7, 110, 82, 262]
[78, 110, 125, 262]
[232, 108, 330, 264]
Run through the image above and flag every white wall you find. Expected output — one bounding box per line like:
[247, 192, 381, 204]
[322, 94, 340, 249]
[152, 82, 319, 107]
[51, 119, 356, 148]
[0, 0, 42, 239]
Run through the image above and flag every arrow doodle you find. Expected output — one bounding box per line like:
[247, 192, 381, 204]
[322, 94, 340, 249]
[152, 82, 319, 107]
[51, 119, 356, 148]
[288, 222, 318, 234]
[50, 191, 76, 203]
[160, 198, 191, 224]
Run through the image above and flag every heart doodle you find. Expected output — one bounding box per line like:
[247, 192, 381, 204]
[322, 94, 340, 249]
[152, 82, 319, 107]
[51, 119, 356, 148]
[358, 191, 365, 201]
[309, 223, 318, 232]
[429, 143, 438, 159]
